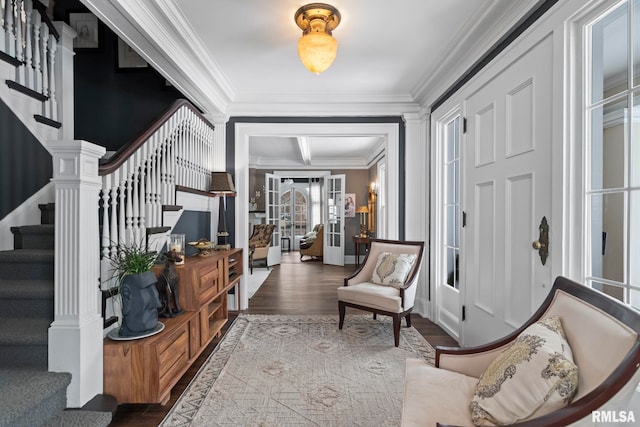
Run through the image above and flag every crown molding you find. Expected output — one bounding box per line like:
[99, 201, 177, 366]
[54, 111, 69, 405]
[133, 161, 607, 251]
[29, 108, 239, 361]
[226, 99, 421, 117]
[414, 0, 540, 108]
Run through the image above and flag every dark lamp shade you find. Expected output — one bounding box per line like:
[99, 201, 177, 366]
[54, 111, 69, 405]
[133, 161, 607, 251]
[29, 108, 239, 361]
[211, 172, 236, 193]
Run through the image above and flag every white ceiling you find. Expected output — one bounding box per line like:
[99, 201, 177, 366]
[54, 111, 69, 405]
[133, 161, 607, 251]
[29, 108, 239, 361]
[84, 0, 539, 168]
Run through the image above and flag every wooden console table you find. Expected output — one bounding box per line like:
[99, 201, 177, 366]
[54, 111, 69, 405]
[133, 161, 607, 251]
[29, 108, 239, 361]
[103, 248, 243, 404]
[353, 236, 370, 268]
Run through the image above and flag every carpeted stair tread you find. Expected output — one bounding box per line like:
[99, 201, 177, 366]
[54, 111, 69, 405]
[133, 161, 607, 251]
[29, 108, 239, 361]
[0, 369, 70, 427]
[44, 410, 112, 427]
[0, 248, 54, 262]
[10, 224, 55, 234]
[0, 318, 50, 344]
[0, 279, 53, 299]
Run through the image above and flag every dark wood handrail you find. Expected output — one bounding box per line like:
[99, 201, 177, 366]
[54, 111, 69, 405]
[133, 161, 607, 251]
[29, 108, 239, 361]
[33, 0, 60, 40]
[99, 99, 214, 176]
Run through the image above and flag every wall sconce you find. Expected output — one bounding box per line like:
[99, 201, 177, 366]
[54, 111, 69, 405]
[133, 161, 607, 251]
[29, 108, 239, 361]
[211, 172, 236, 250]
[356, 205, 369, 237]
[294, 3, 341, 74]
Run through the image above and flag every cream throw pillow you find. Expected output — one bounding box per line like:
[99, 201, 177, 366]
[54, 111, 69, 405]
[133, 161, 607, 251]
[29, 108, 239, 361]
[371, 252, 417, 288]
[470, 316, 578, 426]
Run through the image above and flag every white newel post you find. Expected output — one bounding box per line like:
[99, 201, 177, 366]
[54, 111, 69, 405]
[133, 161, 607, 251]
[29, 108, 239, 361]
[403, 110, 430, 318]
[48, 140, 106, 408]
[53, 21, 75, 139]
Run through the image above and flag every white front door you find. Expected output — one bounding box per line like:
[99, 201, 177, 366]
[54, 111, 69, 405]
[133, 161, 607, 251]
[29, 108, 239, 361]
[265, 173, 281, 266]
[462, 36, 554, 346]
[324, 174, 345, 266]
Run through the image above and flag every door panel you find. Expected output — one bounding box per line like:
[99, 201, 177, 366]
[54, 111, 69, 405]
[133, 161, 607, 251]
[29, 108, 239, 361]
[324, 174, 345, 266]
[462, 35, 553, 346]
[265, 173, 281, 266]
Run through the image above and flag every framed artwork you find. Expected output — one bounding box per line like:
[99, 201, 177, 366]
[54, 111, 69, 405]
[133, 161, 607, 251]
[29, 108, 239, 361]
[344, 193, 356, 218]
[116, 37, 148, 70]
[68, 12, 100, 49]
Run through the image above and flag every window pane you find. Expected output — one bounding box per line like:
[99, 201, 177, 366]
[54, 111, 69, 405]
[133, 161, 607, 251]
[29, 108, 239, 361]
[591, 98, 627, 190]
[632, 92, 640, 186]
[591, 3, 628, 104]
[446, 248, 459, 289]
[630, 190, 640, 287]
[590, 193, 625, 282]
[634, 0, 640, 88]
[446, 205, 459, 246]
[630, 287, 640, 310]
[447, 120, 456, 162]
[592, 280, 625, 303]
[446, 162, 455, 203]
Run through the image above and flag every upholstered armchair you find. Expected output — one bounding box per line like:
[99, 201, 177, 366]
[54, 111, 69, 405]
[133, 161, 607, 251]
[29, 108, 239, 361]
[248, 223, 275, 274]
[300, 224, 324, 261]
[338, 239, 424, 346]
[401, 276, 640, 427]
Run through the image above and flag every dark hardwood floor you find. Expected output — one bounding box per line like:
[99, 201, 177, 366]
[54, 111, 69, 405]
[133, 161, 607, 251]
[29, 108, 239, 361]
[109, 251, 457, 426]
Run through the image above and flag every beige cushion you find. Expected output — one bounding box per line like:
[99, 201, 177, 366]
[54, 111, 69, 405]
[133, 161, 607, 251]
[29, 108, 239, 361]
[371, 253, 417, 288]
[337, 282, 402, 312]
[470, 316, 578, 426]
[402, 358, 477, 427]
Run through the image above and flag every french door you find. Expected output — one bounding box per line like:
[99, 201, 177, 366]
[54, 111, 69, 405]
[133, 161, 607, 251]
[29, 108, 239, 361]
[324, 174, 345, 266]
[264, 173, 281, 266]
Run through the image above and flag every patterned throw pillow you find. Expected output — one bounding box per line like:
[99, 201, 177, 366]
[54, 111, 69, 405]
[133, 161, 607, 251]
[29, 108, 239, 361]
[370, 252, 417, 288]
[470, 316, 578, 426]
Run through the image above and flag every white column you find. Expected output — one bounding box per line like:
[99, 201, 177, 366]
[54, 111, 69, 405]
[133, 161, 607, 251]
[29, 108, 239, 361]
[207, 113, 228, 173]
[53, 22, 75, 139]
[48, 140, 106, 408]
[403, 110, 431, 318]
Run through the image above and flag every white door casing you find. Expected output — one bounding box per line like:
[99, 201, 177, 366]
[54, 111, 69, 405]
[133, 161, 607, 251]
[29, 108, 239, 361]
[264, 173, 281, 267]
[324, 174, 346, 266]
[462, 35, 554, 346]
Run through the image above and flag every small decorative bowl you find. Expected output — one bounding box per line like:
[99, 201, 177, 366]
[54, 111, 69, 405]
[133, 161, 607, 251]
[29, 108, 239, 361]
[189, 240, 214, 256]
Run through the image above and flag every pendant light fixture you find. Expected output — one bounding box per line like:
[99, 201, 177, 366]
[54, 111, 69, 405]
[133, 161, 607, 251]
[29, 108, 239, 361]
[294, 3, 341, 74]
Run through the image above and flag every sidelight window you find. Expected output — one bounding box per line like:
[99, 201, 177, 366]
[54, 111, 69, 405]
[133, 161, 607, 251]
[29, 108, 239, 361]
[585, 0, 640, 308]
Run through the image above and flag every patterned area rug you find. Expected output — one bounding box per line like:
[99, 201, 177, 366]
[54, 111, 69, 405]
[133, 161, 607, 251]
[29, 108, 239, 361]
[160, 314, 435, 427]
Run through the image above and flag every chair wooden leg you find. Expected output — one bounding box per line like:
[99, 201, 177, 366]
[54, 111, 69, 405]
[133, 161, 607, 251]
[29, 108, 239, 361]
[393, 315, 401, 347]
[405, 314, 412, 328]
[338, 301, 346, 330]
[373, 313, 377, 320]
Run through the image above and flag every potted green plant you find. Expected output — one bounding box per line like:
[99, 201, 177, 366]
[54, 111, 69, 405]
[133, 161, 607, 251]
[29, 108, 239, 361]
[107, 240, 163, 338]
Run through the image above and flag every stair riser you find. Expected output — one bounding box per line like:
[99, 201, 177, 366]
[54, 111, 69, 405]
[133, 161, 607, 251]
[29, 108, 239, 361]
[0, 299, 53, 319]
[0, 262, 53, 280]
[13, 233, 55, 250]
[0, 344, 48, 370]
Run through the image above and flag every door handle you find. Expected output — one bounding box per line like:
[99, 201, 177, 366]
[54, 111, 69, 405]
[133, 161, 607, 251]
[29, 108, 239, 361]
[532, 216, 549, 265]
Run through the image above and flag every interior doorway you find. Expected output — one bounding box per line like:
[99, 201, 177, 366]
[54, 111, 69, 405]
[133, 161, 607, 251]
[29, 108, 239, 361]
[280, 180, 309, 250]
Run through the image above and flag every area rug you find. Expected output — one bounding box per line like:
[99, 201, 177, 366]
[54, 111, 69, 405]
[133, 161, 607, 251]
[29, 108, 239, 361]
[246, 268, 272, 299]
[160, 314, 435, 427]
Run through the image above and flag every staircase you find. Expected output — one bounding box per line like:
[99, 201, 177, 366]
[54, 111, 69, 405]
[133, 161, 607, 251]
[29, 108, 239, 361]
[0, 203, 112, 427]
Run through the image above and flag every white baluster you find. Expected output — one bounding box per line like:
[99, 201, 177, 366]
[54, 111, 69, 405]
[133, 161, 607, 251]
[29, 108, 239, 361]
[0, 0, 6, 52]
[5, 0, 15, 56]
[109, 172, 119, 257]
[24, 0, 33, 90]
[14, 0, 24, 84]
[131, 158, 141, 245]
[154, 149, 161, 226]
[31, 9, 41, 93]
[100, 178, 110, 260]
[145, 158, 153, 228]
[124, 161, 134, 245]
[118, 164, 126, 246]
[139, 154, 147, 239]
[39, 20, 48, 97]
[46, 32, 56, 119]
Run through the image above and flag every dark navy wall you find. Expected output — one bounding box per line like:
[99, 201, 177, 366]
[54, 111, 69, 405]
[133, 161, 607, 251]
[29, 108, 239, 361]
[54, 0, 187, 152]
[170, 211, 211, 257]
[0, 99, 52, 219]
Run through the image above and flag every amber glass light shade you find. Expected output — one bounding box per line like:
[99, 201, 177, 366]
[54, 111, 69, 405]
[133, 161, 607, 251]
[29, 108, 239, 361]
[298, 31, 338, 74]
